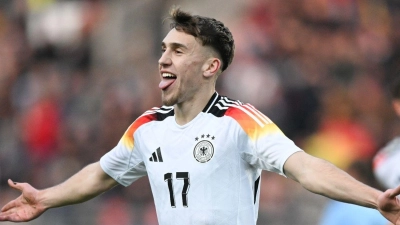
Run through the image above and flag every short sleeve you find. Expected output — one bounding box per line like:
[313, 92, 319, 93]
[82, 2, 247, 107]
[100, 140, 147, 187]
[226, 103, 303, 176]
[100, 114, 157, 186]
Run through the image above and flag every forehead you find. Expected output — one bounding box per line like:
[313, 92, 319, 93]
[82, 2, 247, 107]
[162, 28, 200, 48]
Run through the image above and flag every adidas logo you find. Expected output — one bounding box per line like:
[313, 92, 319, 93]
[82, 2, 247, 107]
[149, 147, 163, 162]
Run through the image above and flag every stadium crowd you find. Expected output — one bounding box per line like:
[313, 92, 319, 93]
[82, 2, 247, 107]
[0, 0, 399, 224]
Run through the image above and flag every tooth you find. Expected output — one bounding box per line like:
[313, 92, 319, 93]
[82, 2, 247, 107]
[162, 73, 175, 78]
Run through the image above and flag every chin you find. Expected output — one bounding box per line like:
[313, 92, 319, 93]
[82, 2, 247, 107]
[161, 96, 176, 106]
[162, 101, 174, 107]
[161, 90, 181, 106]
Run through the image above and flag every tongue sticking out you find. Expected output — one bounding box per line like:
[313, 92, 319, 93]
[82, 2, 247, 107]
[159, 79, 176, 90]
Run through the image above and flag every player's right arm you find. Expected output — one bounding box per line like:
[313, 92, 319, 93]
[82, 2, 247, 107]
[0, 161, 118, 222]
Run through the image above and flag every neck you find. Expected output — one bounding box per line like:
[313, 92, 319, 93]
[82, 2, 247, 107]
[174, 88, 215, 126]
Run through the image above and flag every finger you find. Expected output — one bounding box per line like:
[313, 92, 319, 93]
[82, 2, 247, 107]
[389, 185, 400, 198]
[0, 211, 21, 222]
[8, 179, 24, 192]
[0, 210, 13, 221]
[1, 199, 17, 212]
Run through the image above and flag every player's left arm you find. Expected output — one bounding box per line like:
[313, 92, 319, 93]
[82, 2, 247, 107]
[283, 151, 400, 224]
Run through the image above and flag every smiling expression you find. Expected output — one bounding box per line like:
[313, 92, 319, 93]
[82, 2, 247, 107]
[158, 28, 214, 106]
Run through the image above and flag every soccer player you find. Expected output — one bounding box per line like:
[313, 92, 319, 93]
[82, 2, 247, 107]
[373, 76, 400, 189]
[1, 7, 400, 225]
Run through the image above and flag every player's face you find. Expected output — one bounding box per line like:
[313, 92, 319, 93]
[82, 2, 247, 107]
[158, 28, 211, 106]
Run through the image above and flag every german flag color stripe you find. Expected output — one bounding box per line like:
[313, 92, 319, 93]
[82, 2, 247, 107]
[225, 104, 282, 140]
[121, 113, 157, 151]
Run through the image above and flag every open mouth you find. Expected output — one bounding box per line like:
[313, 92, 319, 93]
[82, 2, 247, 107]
[159, 73, 177, 90]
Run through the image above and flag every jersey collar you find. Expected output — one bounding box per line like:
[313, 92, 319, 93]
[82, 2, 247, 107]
[202, 92, 220, 113]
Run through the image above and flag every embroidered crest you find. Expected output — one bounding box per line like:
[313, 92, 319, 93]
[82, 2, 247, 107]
[193, 135, 215, 163]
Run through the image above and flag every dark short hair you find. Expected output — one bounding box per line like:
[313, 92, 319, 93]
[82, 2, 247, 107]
[168, 7, 235, 72]
[391, 76, 400, 100]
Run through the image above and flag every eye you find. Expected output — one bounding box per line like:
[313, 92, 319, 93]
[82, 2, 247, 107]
[175, 49, 183, 54]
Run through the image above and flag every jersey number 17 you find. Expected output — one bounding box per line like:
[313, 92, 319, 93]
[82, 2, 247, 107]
[164, 172, 190, 208]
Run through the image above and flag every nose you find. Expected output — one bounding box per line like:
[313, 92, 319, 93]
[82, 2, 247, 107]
[158, 51, 171, 67]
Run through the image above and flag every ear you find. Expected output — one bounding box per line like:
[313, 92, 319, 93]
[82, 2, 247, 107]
[202, 58, 221, 78]
[393, 99, 400, 117]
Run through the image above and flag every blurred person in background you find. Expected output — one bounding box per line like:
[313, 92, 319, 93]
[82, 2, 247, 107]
[374, 76, 400, 189]
[1, 7, 400, 225]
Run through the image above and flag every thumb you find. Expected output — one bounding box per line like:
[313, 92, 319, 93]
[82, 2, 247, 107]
[389, 185, 400, 198]
[8, 179, 24, 192]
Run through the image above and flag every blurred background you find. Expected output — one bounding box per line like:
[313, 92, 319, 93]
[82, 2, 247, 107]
[1, 0, 400, 224]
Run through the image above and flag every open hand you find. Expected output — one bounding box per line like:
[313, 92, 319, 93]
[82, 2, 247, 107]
[0, 179, 46, 222]
[378, 185, 400, 225]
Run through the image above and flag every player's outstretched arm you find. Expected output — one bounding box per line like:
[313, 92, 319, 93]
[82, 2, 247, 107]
[0, 162, 118, 222]
[283, 151, 400, 224]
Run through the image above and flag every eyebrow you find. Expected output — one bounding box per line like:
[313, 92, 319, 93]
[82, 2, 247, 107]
[161, 42, 188, 50]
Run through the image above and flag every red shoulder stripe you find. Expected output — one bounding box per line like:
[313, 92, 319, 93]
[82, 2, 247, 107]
[121, 113, 157, 150]
[225, 105, 282, 140]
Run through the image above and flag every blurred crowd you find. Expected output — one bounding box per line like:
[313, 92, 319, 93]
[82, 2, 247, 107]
[1, 0, 400, 224]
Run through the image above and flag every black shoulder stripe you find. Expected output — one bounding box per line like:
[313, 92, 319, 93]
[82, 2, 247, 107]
[156, 106, 174, 121]
[142, 106, 174, 121]
[205, 95, 243, 117]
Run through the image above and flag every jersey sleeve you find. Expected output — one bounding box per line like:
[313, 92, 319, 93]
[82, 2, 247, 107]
[100, 113, 156, 187]
[225, 103, 303, 176]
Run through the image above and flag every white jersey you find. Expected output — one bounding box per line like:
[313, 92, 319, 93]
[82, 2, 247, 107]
[373, 136, 400, 189]
[100, 92, 303, 225]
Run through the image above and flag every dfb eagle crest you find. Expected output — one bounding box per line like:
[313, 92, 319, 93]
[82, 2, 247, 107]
[193, 135, 214, 163]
